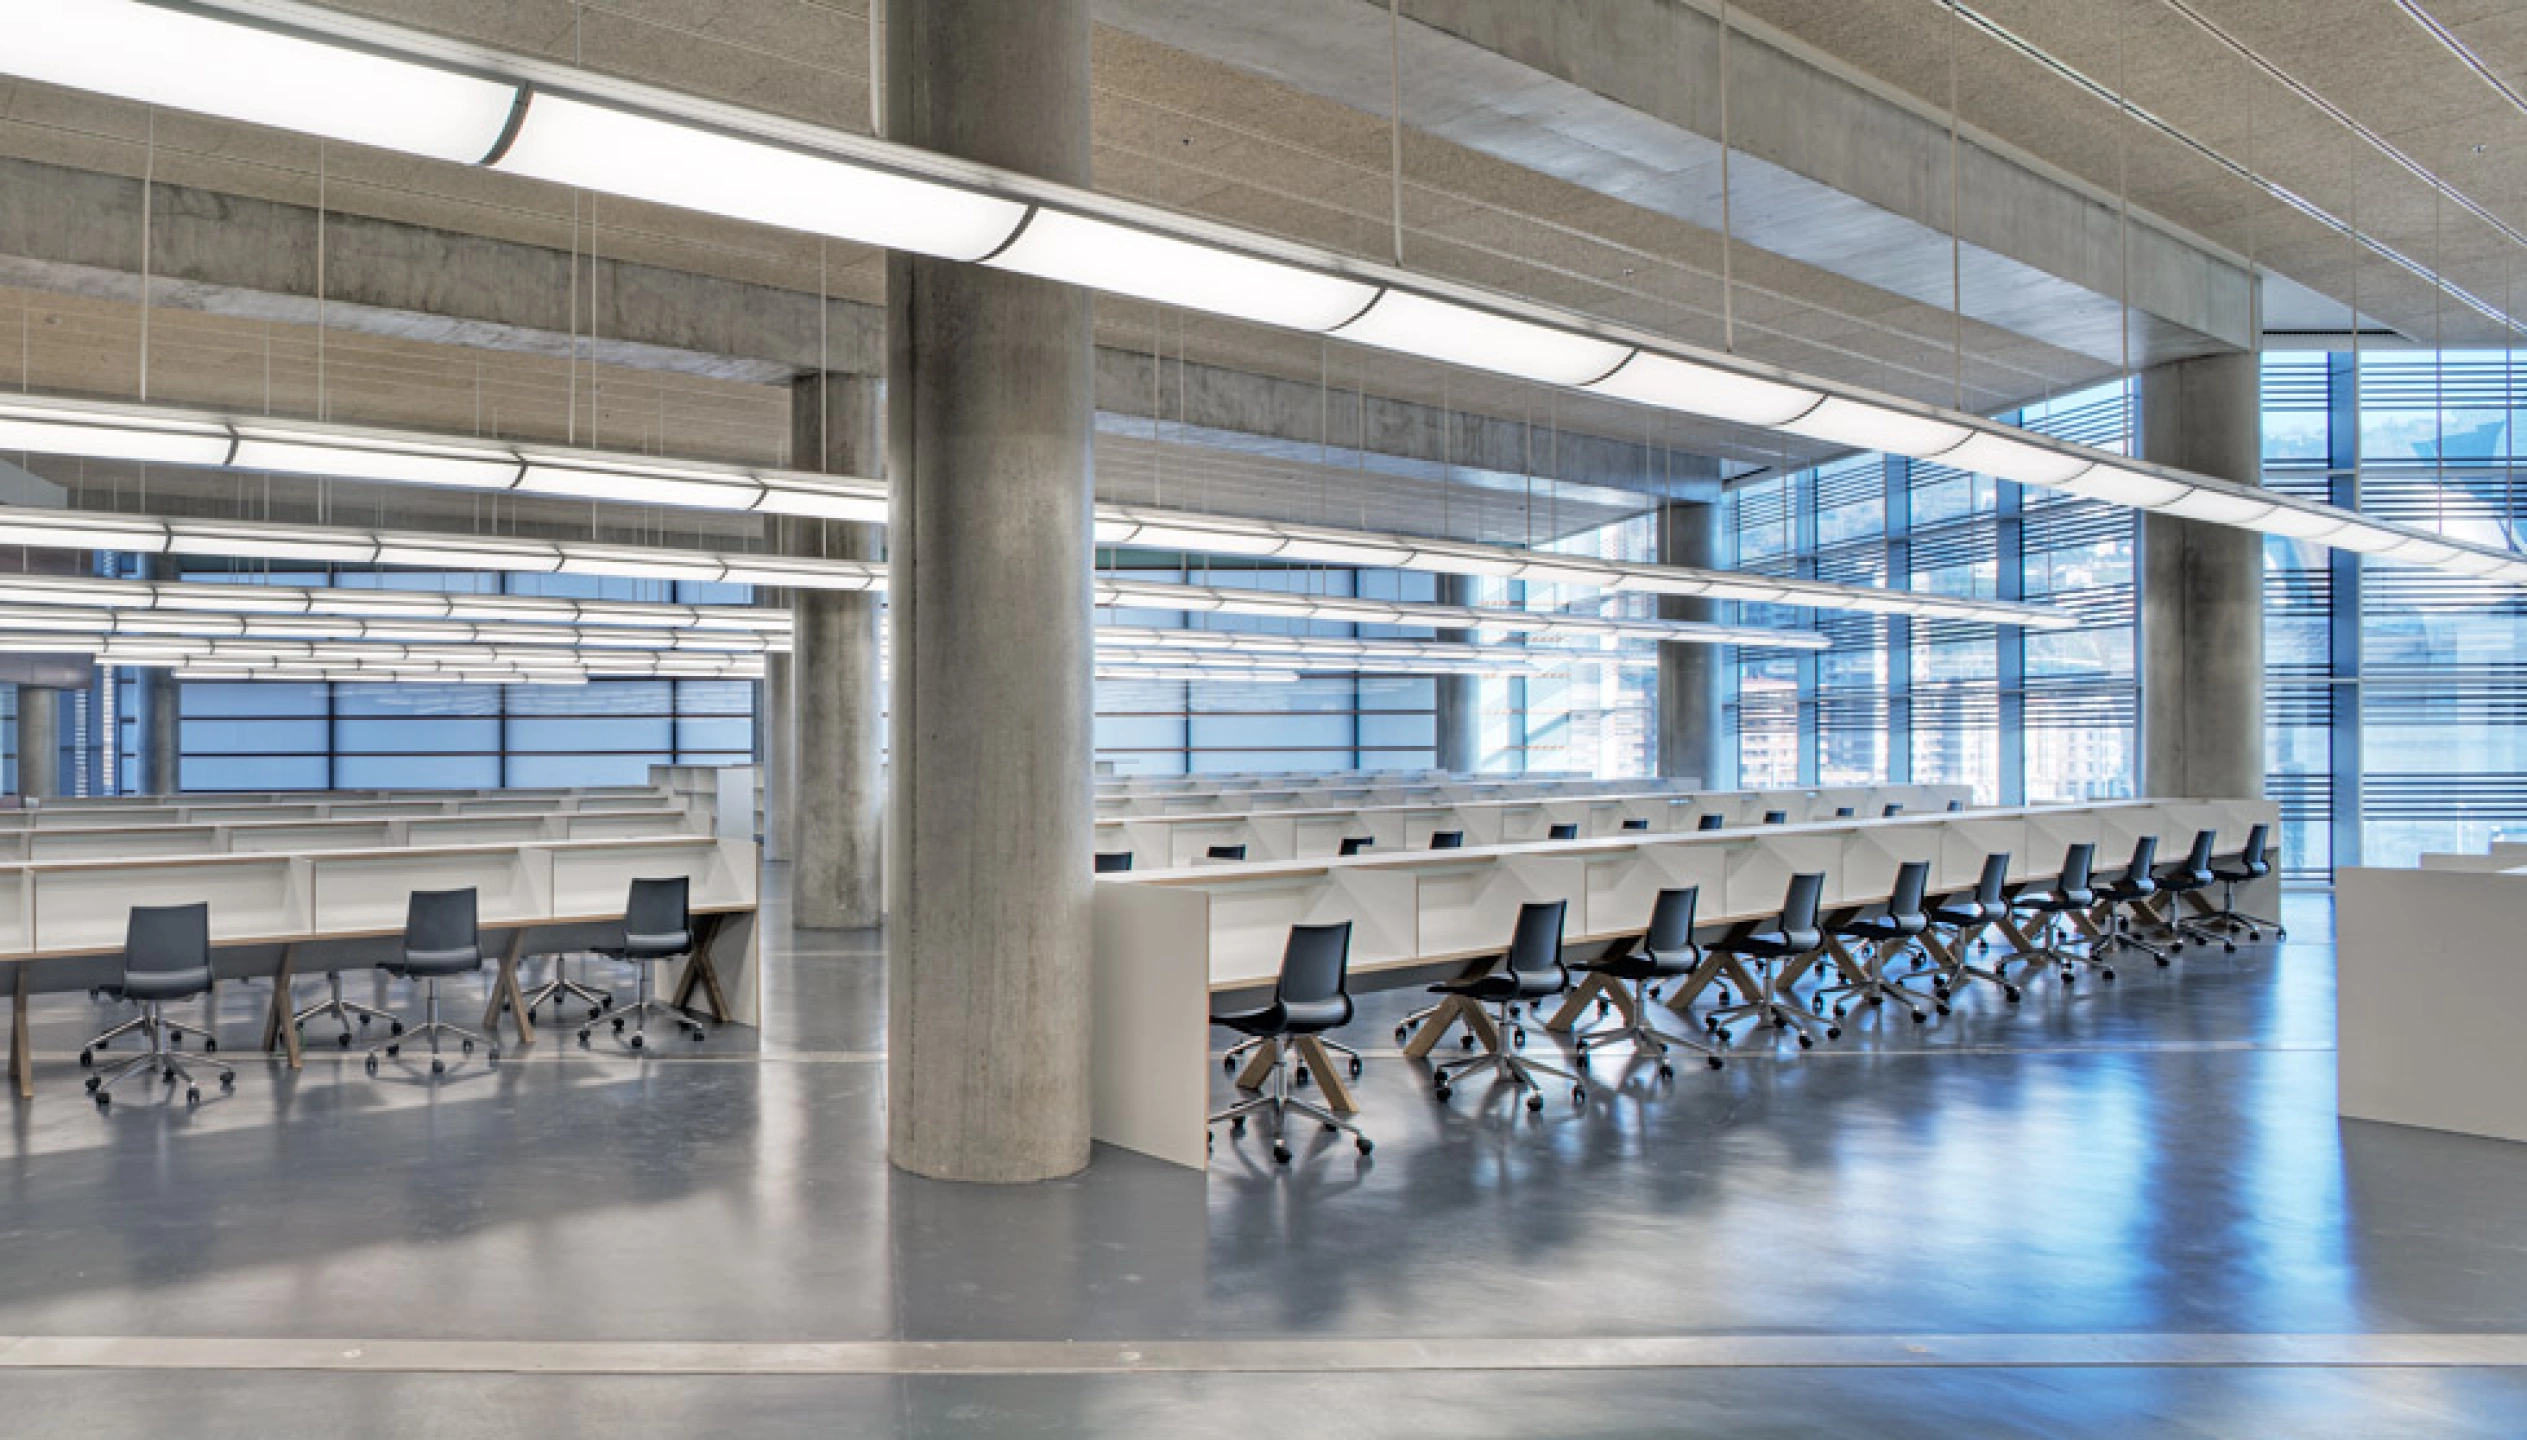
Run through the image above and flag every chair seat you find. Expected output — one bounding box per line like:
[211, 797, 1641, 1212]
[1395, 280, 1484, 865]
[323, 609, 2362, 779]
[389, 946, 482, 979]
[107, 969, 212, 1002]
[1575, 950, 1698, 982]
[1931, 902, 1986, 926]
[2210, 864, 2263, 883]
[1711, 931, 1813, 960]
[2021, 891, 2091, 912]
[1431, 971, 1556, 1003]
[1835, 916, 1925, 942]
[1209, 995, 1352, 1038]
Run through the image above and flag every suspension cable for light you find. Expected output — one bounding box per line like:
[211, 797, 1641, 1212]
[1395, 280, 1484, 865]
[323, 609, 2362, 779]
[7, 1, 2506, 583]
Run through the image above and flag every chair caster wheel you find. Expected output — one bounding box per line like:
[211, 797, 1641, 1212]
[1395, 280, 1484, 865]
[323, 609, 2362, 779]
[613, 1018, 626, 1032]
[1460, 1035, 1475, 1051]
[1657, 1063, 1674, 1080]
[168, 1029, 183, 1044]
[84, 1075, 99, 1093]
[1825, 1027, 1842, 1041]
[2155, 957, 2172, 968]
[578, 1029, 591, 1044]
[1433, 1085, 1451, 1103]
[1526, 1094, 1544, 1113]
[1294, 1066, 1310, 1087]
[1575, 1053, 1590, 1072]
[1393, 1026, 1408, 1042]
[1348, 1058, 1362, 1078]
[1230, 1116, 1246, 1134]
[220, 1072, 234, 1090]
[1797, 1035, 1814, 1050]
[364, 1055, 379, 1075]
[1572, 1086, 1586, 1106]
[2225, 943, 2237, 954]
[185, 1087, 200, 1105]
[1355, 1137, 1372, 1155]
[1511, 1030, 1526, 1049]
[1937, 1004, 1952, 1017]
[588, 1008, 603, 1023]
[2005, 987, 2022, 1003]
[630, 1034, 645, 1050]
[2102, 969, 2118, 981]
[93, 1093, 108, 1110]
[77, 1049, 91, 1068]
[527, 1010, 539, 1026]
[431, 1059, 446, 1076]
[162, 1070, 177, 1086]
[1595, 999, 1610, 1016]
[461, 1039, 474, 1055]
[337, 1032, 352, 1049]
[1272, 1144, 1292, 1165]
[390, 1023, 405, 1037]
[1910, 1011, 1926, 1025]
[1223, 1055, 1237, 1072]
[385, 1045, 400, 1058]
[689, 1027, 705, 1042]
[1707, 1056, 1724, 1070]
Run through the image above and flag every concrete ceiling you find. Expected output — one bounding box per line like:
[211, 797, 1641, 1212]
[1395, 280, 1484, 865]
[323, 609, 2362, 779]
[0, 0, 2520, 547]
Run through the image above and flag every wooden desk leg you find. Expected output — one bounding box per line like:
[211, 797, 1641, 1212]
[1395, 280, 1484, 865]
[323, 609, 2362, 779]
[1462, 1002, 1503, 1054]
[11, 967, 30, 1101]
[1545, 974, 1607, 1032]
[1294, 1036, 1357, 1114]
[1658, 955, 1727, 1021]
[487, 932, 534, 1045]
[262, 944, 303, 1070]
[1233, 1037, 1279, 1092]
[670, 915, 734, 1024]
[1401, 998, 1465, 1060]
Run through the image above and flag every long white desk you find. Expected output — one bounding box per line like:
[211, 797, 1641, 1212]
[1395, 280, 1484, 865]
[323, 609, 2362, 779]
[2338, 862, 2527, 1146]
[0, 808, 705, 864]
[1, 834, 761, 1097]
[1091, 796, 2279, 1170]
[1096, 783, 1972, 871]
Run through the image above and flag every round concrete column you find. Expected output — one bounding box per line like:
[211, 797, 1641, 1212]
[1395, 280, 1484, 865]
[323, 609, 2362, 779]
[140, 668, 179, 795]
[1657, 500, 1725, 786]
[789, 374, 886, 929]
[15, 685, 60, 800]
[2140, 352, 2264, 799]
[1433, 573, 1480, 773]
[884, 0, 1096, 1182]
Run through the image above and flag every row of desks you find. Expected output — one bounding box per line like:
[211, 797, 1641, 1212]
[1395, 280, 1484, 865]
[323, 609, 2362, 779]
[1, 833, 762, 1098]
[0, 808, 705, 864]
[1095, 776, 1702, 819]
[1090, 796, 2280, 1170]
[4, 786, 670, 828]
[1096, 783, 1971, 871]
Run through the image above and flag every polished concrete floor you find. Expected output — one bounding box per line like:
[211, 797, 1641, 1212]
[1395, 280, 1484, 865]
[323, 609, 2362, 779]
[3, 884, 2525, 1436]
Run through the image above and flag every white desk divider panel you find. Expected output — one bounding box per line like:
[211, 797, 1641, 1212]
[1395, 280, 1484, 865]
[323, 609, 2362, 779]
[1201, 865, 1418, 991]
[1940, 816, 2032, 888]
[227, 820, 400, 854]
[2338, 865, 2527, 1147]
[0, 869, 30, 954]
[34, 855, 314, 953]
[1412, 853, 1592, 960]
[406, 815, 560, 847]
[1724, 829, 1844, 917]
[1582, 840, 1737, 939]
[563, 811, 701, 841]
[1091, 881, 1222, 1170]
[1838, 822, 1959, 899]
[308, 846, 552, 933]
[30, 827, 223, 862]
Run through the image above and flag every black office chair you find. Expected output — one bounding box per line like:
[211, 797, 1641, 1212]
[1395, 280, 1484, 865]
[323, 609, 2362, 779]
[1762, 810, 1789, 825]
[1946, 799, 1965, 812]
[1834, 806, 1856, 819]
[367, 887, 497, 1076]
[86, 903, 233, 1108]
[1817, 860, 1939, 1023]
[2199, 823, 2285, 944]
[1882, 803, 1904, 817]
[1428, 830, 1466, 850]
[1426, 900, 1585, 1110]
[1921, 852, 2019, 1003]
[1547, 823, 1580, 841]
[2150, 829, 2223, 953]
[1094, 850, 1134, 874]
[1696, 813, 1726, 832]
[1620, 818, 1651, 832]
[1209, 922, 1369, 1163]
[1205, 844, 1248, 862]
[1569, 887, 1723, 1077]
[581, 876, 710, 1049]
[2089, 835, 2166, 972]
[2006, 841, 2097, 985]
[1337, 836, 1374, 856]
[1703, 873, 1833, 1048]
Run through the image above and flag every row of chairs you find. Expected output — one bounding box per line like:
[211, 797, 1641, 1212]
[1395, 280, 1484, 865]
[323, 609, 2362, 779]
[1209, 822, 2279, 1162]
[80, 876, 706, 1109]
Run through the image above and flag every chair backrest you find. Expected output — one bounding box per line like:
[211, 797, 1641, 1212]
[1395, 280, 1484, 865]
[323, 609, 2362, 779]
[1778, 872, 1827, 949]
[1429, 830, 1465, 850]
[1338, 836, 1372, 857]
[1547, 822, 1580, 841]
[123, 902, 210, 983]
[2120, 835, 2159, 886]
[2240, 821, 2271, 873]
[624, 876, 692, 953]
[1762, 810, 1788, 825]
[1697, 813, 1726, 831]
[1834, 806, 1856, 818]
[1621, 817, 1650, 831]
[1882, 803, 1903, 817]
[1974, 851, 2011, 908]
[1094, 850, 1134, 873]
[1274, 921, 1352, 1007]
[2180, 828, 2216, 879]
[403, 887, 479, 961]
[1644, 886, 1699, 957]
[1205, 843, 1247, 861]
[1947, 799, 1965, 811]
[1886, 860, 1930, 925]
[1505, 899, 1569, 982]
[2057, 842, 2095, 898]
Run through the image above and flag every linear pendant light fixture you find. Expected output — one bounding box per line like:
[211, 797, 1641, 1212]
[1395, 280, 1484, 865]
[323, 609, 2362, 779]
[0, 394, 2071, 628]
[8, 2, 2513, 590]
[0, 509, 1819, 649]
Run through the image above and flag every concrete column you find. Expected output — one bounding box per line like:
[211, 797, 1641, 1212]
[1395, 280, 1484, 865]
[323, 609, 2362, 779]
[789, 374, 886, 930]
[885, 0, 1096, 1183]
[1432, 573, 1480, 774]
[139, 556, 178, 795]
[1657, 501, 1725, 787]
[15, 686, 59, 800]
[759, 650, 794, 861]
[2140, 351, 2265, 799]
